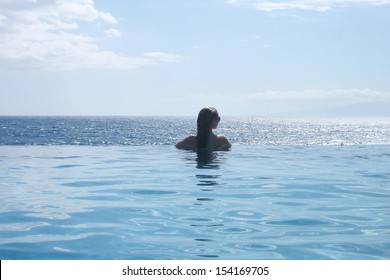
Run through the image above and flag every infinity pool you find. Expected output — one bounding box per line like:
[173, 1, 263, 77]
[0, 145, 389, 259]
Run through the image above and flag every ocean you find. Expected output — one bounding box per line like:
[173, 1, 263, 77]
[0, 116, 389, 259]
[1, 116, 390, 146]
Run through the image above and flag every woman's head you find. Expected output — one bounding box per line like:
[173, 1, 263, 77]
[197, 107, 220, 130]
[196, 107, 220, 148]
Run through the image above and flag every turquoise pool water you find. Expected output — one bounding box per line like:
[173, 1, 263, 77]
[1, 145, 389, 259]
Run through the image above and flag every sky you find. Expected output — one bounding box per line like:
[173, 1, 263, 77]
[0, 0, 390, 116]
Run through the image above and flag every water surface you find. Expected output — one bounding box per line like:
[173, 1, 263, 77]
[1, 144, 389, 259]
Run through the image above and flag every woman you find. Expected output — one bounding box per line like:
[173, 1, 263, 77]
[175, 107, 231, 151]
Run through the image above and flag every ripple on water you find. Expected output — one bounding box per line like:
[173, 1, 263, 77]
[194, 238, 214, 242]
[197, 255, 220, 258]
[177, 217, 224, 227]
[68, 195, 125, 201]
[128, 219, 169, 233]
[131, 189, 177, 195]
[221, 210, 267, 221]
[222, 242, 284, 259]
[329, 215, 381, 223]
[271, 201, 308, 207]
[234, 243, 277, 251]
[196, 181, 219, 186]
[184, 247, 225, 259]
[196, 198, 216, 201]
[263, 219, 334, 227]
[215, 226, 255, 234]
[61, 180, 128, 187]
[53, 164, 84, 169]
[323, 243, 390, 259]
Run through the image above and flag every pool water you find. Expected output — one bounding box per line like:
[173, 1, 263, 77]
[1, 145, 389, 259]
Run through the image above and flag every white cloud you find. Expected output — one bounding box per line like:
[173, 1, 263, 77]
[104, 28, 122, 38]
[247, 88, 390, 100]
[0, 0, 182, 70]
[201, 88, 390, 102]
[227, 0, 390, 12]
[57, 0, 117, 23]
[143, 52, 184, 63]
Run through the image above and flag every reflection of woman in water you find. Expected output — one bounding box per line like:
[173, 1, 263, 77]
[176, 107, 231, 151]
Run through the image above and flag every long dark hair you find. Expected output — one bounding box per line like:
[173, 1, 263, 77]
[196, 107, 220, 149]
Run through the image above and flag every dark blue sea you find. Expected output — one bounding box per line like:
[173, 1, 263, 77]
[0, 116, 389, 259]
[1, 116, 390, 146]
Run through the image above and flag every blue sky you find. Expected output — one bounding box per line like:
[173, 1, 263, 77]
[1, 0, 389, 116]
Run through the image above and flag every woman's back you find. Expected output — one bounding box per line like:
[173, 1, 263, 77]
[175, 133, 231, 151]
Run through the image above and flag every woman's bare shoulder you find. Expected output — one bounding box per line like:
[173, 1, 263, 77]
[217, 134, 231, 150]
[175, 136, 197, 150]
[217, 134, 229, 140]
[217, 134, 230, 142]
